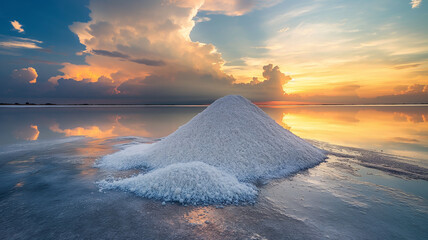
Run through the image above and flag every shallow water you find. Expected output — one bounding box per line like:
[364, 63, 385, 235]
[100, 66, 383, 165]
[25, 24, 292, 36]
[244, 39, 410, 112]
[0, 105, 427, 239]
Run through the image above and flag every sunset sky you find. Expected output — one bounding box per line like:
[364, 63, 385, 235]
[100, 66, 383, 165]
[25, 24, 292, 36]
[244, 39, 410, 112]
[0, 0, 427, 104]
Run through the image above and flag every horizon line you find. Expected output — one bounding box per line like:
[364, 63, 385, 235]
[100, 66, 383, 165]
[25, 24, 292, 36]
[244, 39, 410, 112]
[1, 102, 428, 107]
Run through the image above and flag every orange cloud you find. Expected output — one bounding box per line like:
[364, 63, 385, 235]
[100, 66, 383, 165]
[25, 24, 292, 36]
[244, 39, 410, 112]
[49, 0, 228, 89]
[49, 63, 115, 84]
[12, 67, 38, 84]
[10, 20, 24, 33]
[411, 0, 422, 8]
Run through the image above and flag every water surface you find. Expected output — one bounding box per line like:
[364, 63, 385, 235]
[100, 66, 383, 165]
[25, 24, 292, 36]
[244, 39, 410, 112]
[0, 105, 427, 239]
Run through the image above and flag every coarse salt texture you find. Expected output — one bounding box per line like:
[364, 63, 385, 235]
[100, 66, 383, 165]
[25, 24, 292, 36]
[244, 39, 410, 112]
[99, 161, 257, 205]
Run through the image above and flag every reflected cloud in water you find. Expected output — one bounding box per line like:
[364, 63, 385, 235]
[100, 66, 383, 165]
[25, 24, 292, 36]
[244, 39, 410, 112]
[50, 123, 117, 139]
[1, 105, 427, 162]
[13, 125, 39, 141]
[263, 106, 428, 161]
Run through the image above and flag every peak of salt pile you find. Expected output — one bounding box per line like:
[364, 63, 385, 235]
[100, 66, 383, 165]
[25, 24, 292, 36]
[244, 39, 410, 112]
[99, 161, 257, 205]
[99, 95, 326, 182]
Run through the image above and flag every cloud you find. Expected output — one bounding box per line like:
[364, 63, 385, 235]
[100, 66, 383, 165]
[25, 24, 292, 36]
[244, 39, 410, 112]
[394, 84, 428, 94]
[50, 0, 228, 86]
[194, 17, 211, 23]
[392, 137, 419, 143]
[393, 63, 421, 70]
[11, 67, 38, 84]
[270, 5, 318, 23]
[116, 71, 234, 103]
[411, 0, 422, 8]
[130, 58, 166, 66]
[10, 20, 24, 33]
[355, 83, 428, 104]
[52, 77, 117, 98]
[92, 49, 165, 66]
[251, 1, 428, 101]
[233, 64, 291, 101]
[200, 0, 257, 16]
[48, 64, 288, 103]
[175, 0, 280, 16]
[278, 27, 289, 33]
[47, 0, 288, 102]
[405, 84, 427, 94]
[92, 49, 130, 58]
[0, 41, 41, 49]
[0, 36, 42, 49]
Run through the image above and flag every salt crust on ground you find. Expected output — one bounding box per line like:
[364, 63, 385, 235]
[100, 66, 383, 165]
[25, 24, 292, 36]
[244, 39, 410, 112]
[97, 95, 326, 205]
[99, 161, 257, 205]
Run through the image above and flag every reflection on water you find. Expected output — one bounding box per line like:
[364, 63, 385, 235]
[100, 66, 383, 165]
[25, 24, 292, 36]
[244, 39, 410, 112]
[1, 105, 426, 161]
[13, 124, 39, 141]
[182, 207, 220, 228]
[0, 105, 427, 239]
[0, 107, 204, 145]
[50, 123, 117, 139]
[263, 106, 428, 161]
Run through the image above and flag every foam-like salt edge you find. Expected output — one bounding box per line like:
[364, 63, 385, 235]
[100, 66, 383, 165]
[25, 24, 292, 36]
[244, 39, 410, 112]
[99, 162, 257, 205]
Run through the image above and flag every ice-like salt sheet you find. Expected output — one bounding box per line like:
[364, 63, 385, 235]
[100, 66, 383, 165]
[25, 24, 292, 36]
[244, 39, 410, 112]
[98, 95, 326, 182]
[99, 162, 257, 205]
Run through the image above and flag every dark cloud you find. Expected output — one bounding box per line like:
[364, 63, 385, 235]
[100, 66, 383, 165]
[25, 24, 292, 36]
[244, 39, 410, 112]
[373, 92, 428, 103]
[25, 64, 290, 104]
[91, 49, 165, 66]
[115, 64, 291, 103]
[290, 83, 428, 104]
[117, 70, 234, 103]
[371, 84, 428, 104]
[130, 58, 166, 66]
[53, 77, 117, 98]
[92, 49, 130, 59]
[391, 137, 419, 143]
[233, 64, 291, 101]
[11, 67, 38, 84]
[393, 64, 421, 70]
[2, 60, 425, 105]
[87, 21, 115, 38]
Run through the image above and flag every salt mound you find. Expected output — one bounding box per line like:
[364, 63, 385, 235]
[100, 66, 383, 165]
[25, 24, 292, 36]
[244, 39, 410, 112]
[96, 144, 152, 170]
[99, 161, 257, 205]
[99, 95, 326, 182]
